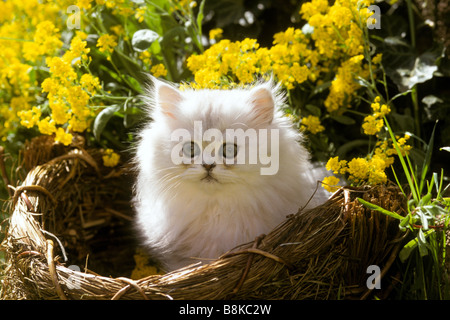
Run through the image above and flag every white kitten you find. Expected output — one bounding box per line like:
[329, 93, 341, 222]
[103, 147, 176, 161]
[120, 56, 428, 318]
[133, 77, 328, 271]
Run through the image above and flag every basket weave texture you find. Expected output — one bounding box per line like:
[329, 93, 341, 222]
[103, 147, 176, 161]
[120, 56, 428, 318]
[1, 136, 407, 300]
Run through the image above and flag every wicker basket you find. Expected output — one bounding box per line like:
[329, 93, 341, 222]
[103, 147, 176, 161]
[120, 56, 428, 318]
[1, 136, 407, 300]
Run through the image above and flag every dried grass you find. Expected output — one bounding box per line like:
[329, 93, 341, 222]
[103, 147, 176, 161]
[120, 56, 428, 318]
[1, 136, 407, 300]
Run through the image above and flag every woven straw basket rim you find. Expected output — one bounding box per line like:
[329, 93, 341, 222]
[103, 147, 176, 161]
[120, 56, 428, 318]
[1, 136, 407, 300]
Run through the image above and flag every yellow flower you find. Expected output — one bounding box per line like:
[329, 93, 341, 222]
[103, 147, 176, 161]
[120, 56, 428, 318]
[394, 134, 412, 156]
[80, 73, 101, 94]
[49, 98, 71, 125]
[64, 35, 90, 64]
[347, 157, 369, 183]
[33, 20, 63, 57]
[55, 127, 73, 146]
[370, 96, 391, 117]
[362, 114, 383, 135]
[37, 117, 57, 135]
[46, 56, 77, 84]
[135, 7, 146, 23]
[328, 4, 353, 29]
[362, 97, 391, 135]
[209, 28, 223, 41]
[139, 50, 151, 65]
[67, 85, 90, 115]
[372, 53, 382, 65]
[69, 116, 91, 132]
[18, 107, 41, 129]
[326, 156, 340, 174]
[102, 149, 121, 167]
[41, 78, 60, 95]
[97, 34, 118, 54]
[367, 155, 387, 185]
[110, 25, 125, 37]
[301, 115, 325, 134]
[290, 63, 309, 85]
[150, 63, 168, 78]
[76, 0, 92, 10]
[322, 176, 340, 193]
[300, 0, 329, 20]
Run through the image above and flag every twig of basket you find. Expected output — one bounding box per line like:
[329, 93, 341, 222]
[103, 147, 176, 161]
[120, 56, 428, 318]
[46, 239, 68, 300]
[0, 146, 13, 197]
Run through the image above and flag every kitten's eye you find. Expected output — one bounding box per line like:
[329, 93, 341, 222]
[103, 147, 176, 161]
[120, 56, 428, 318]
[220, 143, 238, 159]
[182, 141, 201, 158]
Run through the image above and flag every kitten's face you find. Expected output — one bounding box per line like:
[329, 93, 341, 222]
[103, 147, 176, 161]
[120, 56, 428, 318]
[144, 79, 281, 192]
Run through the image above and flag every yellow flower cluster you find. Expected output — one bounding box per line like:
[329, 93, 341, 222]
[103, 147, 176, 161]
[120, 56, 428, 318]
[303, 0, 383, 113]
[301, 115, 325, 134]
[23, 21, 63, 63]
[138, 50, 169, 77]
[102, 148, 121, 167]
[322, 92, 412, 190]
[362, 96, 391, 135]
[209, 28, 223, 41]
[97, 34, 118, 55]
[150, 63, 168, 78]
[0, 0, 116, 146]
[322, 175, 341, 193]
[187, 0, 378, 116]
[0, 0, 62, 141]
[323, 131, 412, 189]
[187, 29, 314, 90]
[187, 38, 262, 88]
[324, 54, 373, 113]
[33, 31, 99, 145]
[324, 154, 389, 188]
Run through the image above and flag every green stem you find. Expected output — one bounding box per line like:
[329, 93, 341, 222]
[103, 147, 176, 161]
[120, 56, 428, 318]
[93, 95, 129, 101]
[115, 49, 141, 69]
[108, 57, 140, 93]
[411, 85, 421, 140]
[406, 0, 416, 48]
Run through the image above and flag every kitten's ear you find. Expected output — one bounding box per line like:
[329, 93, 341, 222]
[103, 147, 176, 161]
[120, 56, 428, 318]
[154, 79, 183, 119]
[248, 83, 275, 125]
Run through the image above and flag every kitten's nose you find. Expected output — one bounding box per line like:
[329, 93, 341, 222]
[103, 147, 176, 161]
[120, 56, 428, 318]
[203, 163, 216, 171]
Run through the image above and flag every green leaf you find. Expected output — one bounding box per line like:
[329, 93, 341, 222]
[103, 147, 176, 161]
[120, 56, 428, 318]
[399, 215, 410, 231]
[330, 114, 356, 125]
[132, 29, 160, 52]
[357, 198, 404, 220]
[311, 81, 332, 97]
[419, 121, 437, 194]
[123, 103, 144, 128]
[385, 118, 420, 203]
[305, 104, 322, 117]
[422, 205, 449, 218]
[417, 229, 429, 257]
[399, 229, 434, 262]
[160, 26, 185, 48]
[399, 238, 418, 262]
[196, 0, 206, 32]
[93, 105, 120, 141]
[124, 75, 142, 93]
[355, 76, 373, 89]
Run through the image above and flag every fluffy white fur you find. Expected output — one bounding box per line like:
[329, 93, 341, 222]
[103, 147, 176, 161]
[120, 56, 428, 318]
[133, 77, 329, 271]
